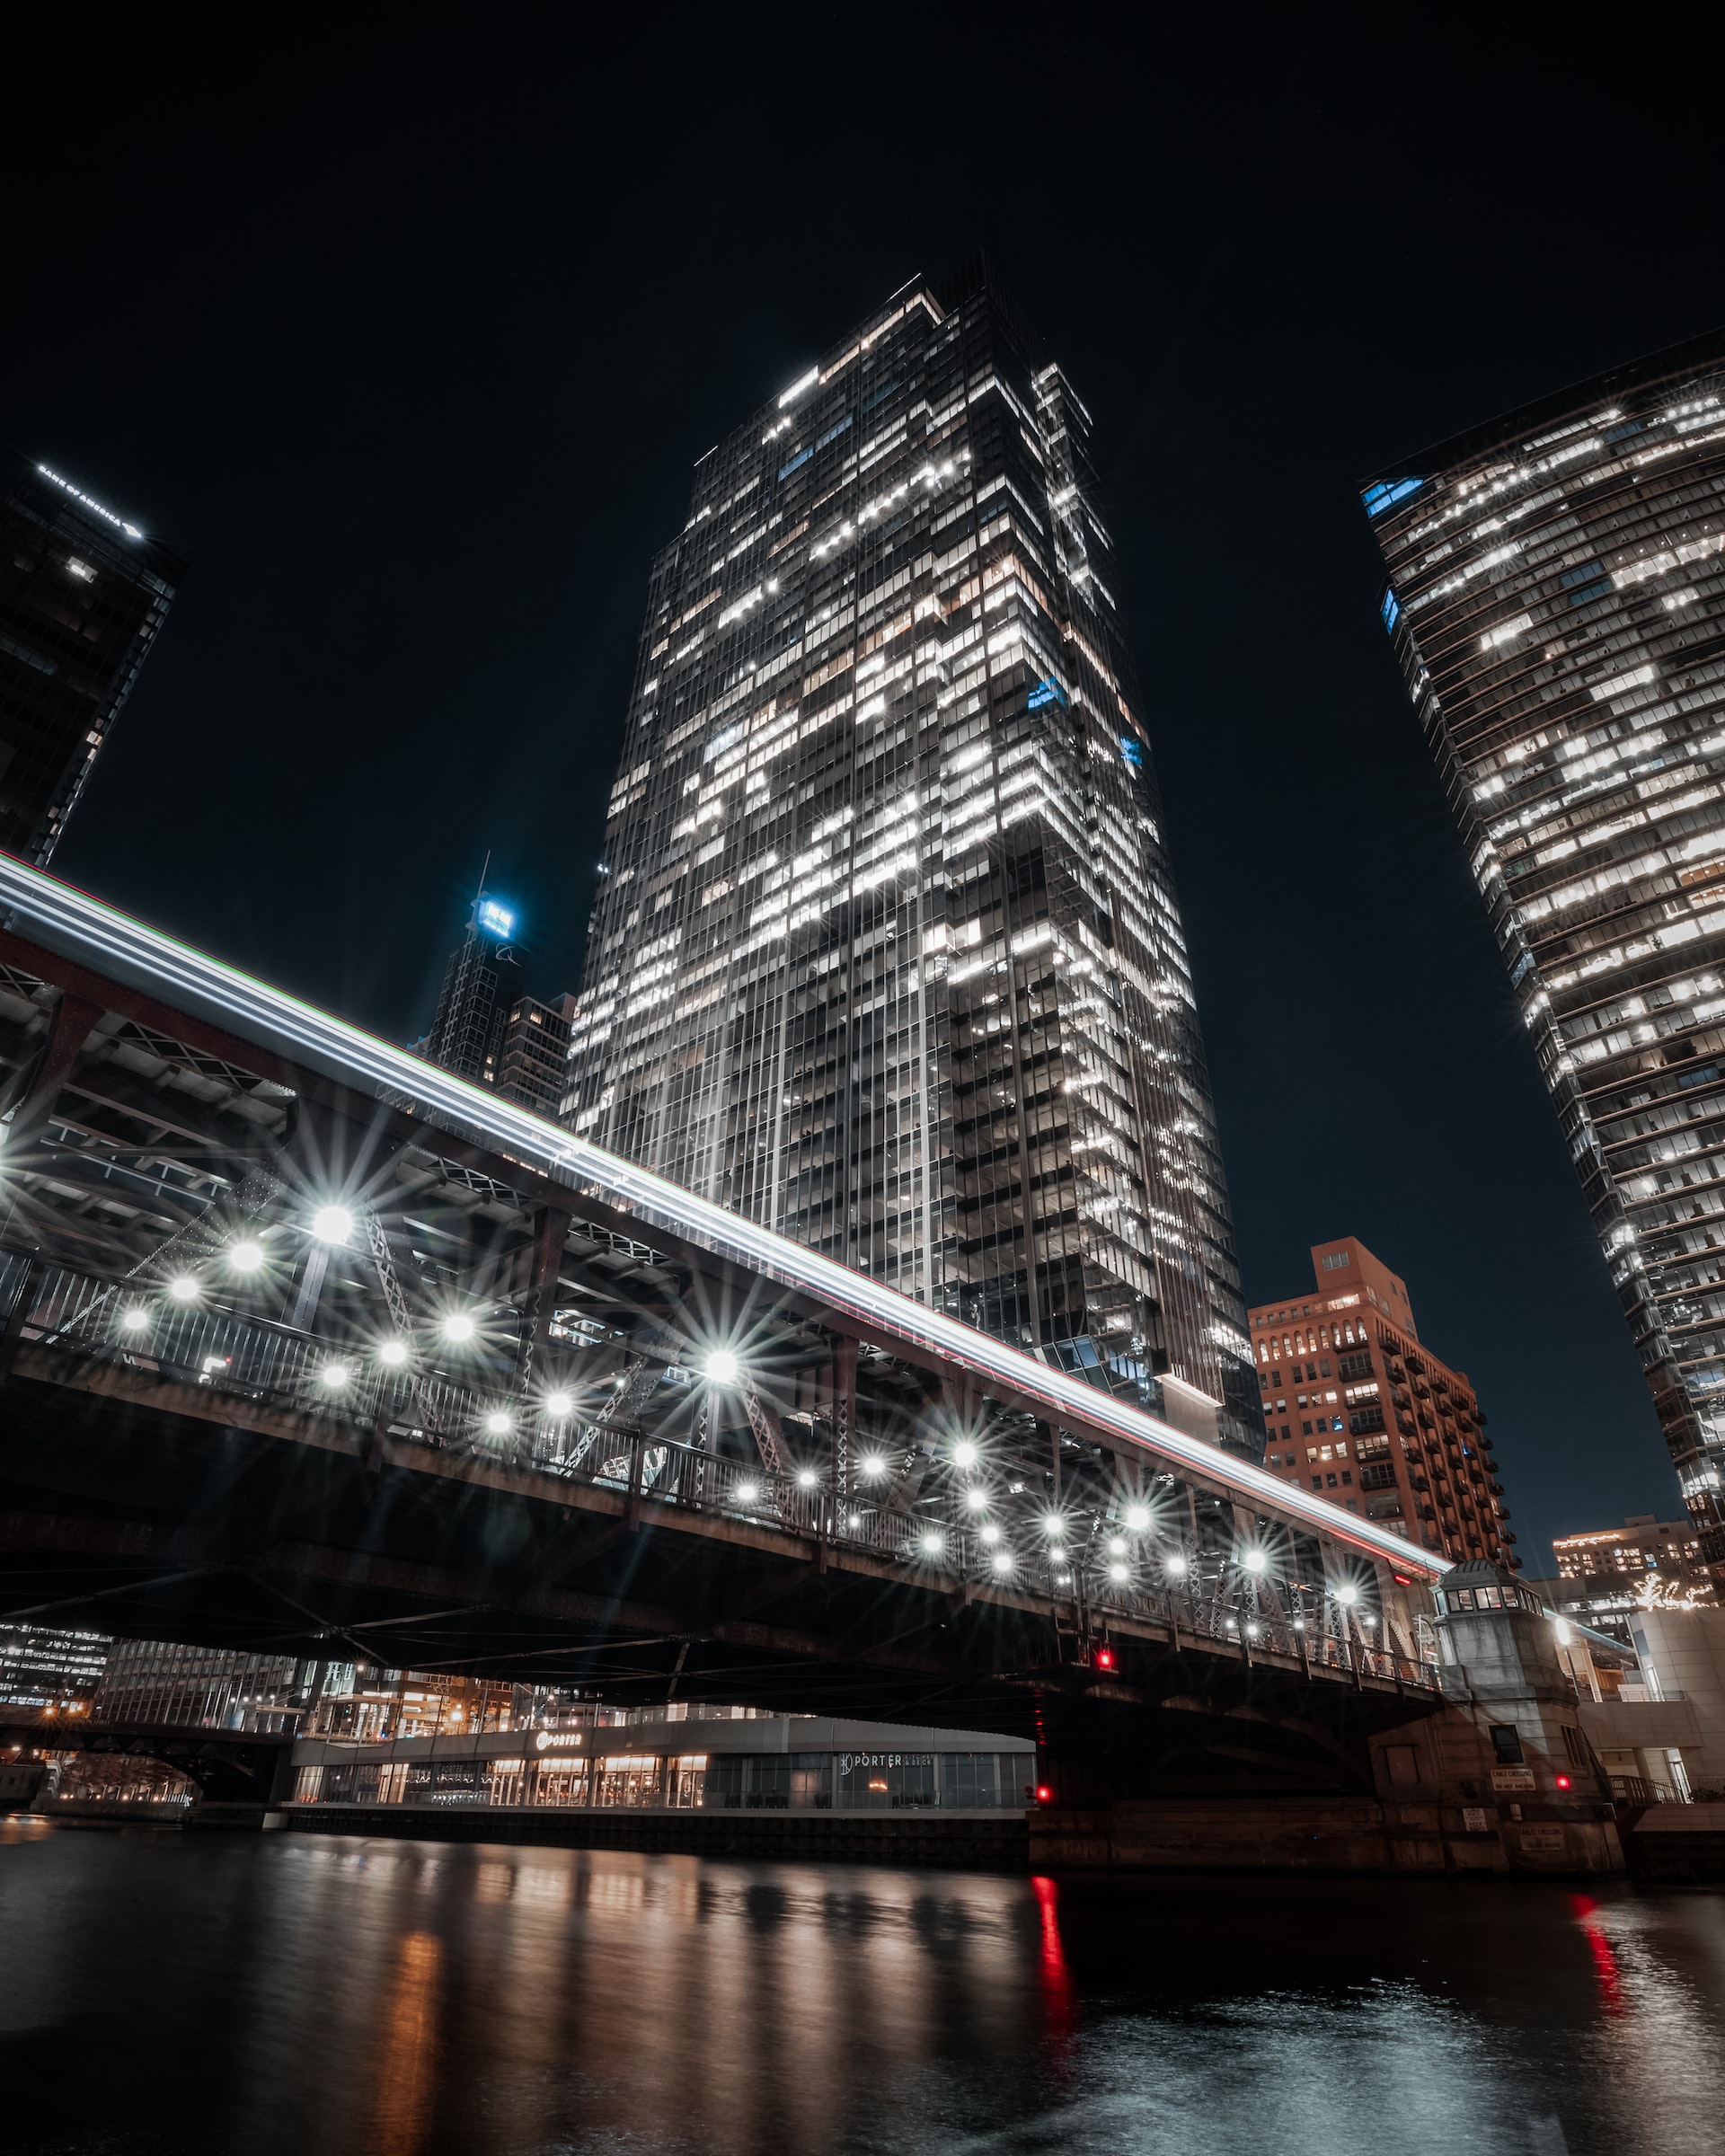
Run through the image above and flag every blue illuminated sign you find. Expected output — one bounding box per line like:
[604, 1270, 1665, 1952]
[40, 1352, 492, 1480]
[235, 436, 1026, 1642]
[1119, 736, 1144, 772]
[1027, 677, 1066, 711]
[477, 899, 516, 939]
[1381, 588, 1401, 631]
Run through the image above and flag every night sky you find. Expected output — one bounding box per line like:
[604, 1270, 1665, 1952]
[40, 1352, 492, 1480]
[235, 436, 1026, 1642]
[9, 15, 1721, 1569]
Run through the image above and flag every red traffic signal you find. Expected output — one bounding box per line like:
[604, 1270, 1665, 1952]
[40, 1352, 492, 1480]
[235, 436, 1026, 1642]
[1093, 1646, 1115, 1670]
[1035, 1784, 1054, 1804]
[1554, 1773, 1572, 1791]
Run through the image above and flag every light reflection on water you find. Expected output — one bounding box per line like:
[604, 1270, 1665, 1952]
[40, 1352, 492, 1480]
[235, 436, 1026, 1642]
[2, 1821, 1723, 2155]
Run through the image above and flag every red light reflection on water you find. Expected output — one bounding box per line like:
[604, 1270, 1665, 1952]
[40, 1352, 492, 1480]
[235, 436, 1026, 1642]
[1571, 1894, 1626, 2018]
[1031, 1874, 1074, 2043]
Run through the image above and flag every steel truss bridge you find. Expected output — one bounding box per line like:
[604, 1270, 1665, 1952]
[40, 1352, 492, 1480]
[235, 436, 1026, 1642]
[0, 857, 1451, 1798]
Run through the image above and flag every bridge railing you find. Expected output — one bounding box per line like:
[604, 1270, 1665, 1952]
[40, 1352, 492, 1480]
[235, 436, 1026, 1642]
[3, 1250, 1442, 1692]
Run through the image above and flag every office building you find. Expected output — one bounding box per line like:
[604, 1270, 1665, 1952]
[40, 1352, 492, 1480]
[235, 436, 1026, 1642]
[92, 1640, 320, 1734]
[492, 992, 576, 1117]
[422, 888, 526, 1083]
[1551, 1513, 1712, 1632]
[1250, 1237, 1513, 1562]
[0, 1621, 110, 1710]
[1367, 331, 1725, 1570]
[562, 267, 1261, 1455]
[0, 457, 182, 866]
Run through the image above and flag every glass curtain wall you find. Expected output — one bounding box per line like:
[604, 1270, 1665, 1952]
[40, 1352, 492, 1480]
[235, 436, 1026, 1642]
[1367, 331, 1725, 1572]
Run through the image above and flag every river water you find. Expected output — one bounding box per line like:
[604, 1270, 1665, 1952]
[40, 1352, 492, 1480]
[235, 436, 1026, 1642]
[3, 1821, 1723, 2156]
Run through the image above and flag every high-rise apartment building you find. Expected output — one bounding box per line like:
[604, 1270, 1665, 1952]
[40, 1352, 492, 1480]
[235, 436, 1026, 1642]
[1367, 331, 1725, 1571]
[562, 268, 1261, 1454]
[1249, 1237, 1513, 1563]
[0, 457, 182, 866]
[423, 889, 525, 1083]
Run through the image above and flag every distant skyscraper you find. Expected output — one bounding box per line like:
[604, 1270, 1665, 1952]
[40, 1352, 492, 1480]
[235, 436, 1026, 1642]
[563, 266, 1261, 1456]
[0, 457, 182, 865]
[1249, 1237, 1512, 1565]
[1367, 328, 1725, 1572]
[493, 991, 577, 1118]
[0, 1621, 110, 1710]
[424, 888, 525, 1084]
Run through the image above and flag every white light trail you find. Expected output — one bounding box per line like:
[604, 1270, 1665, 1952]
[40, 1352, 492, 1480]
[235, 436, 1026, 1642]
[0, 856, 1446, 1579]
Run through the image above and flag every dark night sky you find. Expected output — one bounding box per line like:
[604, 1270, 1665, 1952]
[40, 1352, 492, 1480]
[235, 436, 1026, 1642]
[8, 12, 1722, 1568]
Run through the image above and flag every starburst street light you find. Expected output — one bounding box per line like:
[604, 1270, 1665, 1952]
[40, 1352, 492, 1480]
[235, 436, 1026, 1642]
[167, 1275, 199, 1303]
[859, 1454, 889, 1480]
[119, 1307, 150, 1332]
[1125, 1505, 1151, 1532]
[319, 1363, 351, 1389]
[1164, 1553, 1188, 1578]
[228, 1239, 264, 1274]
[1243, 1549, 1268, 1574]
[921, 1530, 945, 1557]
[485, 1410, 513, 1436]
[1335, 1584, 1359, 1606]
[964, 1488, 988, 1513]
[310, 1205, 353, 1246]
[951, 1439, 979, 1471]
[703, 1348, 740, 1385]
[442, 1312, 476, 1344]
[378, 1339, 409, 1367]
[992, 1552, 1014, 1576]
[796, 1469, 818, 1489]
[543, 1391, 574, 1418]
[736, 1480, 761, 1506]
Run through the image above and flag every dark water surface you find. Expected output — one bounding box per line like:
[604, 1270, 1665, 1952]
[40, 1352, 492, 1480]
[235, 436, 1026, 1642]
[3, 1822, 1723, 2156]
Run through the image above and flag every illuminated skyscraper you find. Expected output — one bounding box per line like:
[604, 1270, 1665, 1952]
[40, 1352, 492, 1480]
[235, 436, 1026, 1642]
[423, 888, 524, 1085]
[563, 267, 1261, 1457]
[1367, 329, 1725, 1572]
[0, 457, 182, 865]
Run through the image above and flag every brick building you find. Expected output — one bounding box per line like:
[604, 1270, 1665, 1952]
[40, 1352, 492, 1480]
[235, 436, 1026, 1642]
[1248, 1237, 1514, 1564]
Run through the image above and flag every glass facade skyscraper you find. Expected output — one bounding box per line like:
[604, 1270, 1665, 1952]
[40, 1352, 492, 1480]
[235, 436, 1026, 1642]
[1367, 329, 1725, 1572]
[563, 268, 1261, 1458]
[0, 457, 182, 866]
[424, 891, 525, 1084]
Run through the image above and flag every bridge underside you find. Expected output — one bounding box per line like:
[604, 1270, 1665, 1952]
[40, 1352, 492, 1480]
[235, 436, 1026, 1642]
[1, 1365, 1436, 1799]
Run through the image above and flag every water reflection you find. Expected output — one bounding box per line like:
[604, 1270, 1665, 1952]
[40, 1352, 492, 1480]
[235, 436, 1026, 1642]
[1, 1819, 1722, 2155]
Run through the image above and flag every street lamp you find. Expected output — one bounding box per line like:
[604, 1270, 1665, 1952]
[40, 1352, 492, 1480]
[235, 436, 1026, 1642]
[311, 1206, 353, 1247]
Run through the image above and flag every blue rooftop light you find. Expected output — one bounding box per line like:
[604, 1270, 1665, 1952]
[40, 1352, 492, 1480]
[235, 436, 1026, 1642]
[477, 898, 517, 939]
